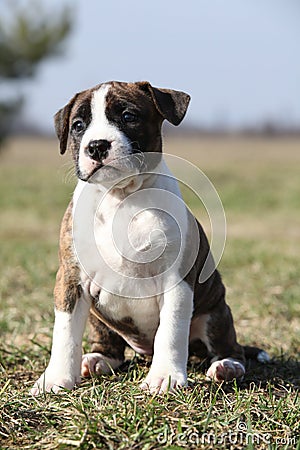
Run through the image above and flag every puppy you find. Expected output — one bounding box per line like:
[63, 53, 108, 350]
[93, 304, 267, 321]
[31, 81, 268, 395]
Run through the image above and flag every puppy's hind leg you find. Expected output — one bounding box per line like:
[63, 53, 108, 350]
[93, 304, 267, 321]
[190, 301, 246, 382]
[82, 312, 126, 377]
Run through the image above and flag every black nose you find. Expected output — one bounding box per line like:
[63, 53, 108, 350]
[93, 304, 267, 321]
[86, 139, 111, 162]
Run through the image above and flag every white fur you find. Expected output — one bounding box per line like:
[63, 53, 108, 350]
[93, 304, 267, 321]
[78, 84, 132, 180]
[140, 280, 194, 393]
[81, 353, 123, 376]
[96, 290, 159, 354]
[30, 297, 91, 395]
[72, 157, 192, 300]
[206, 358, 245, 381]
[72, 155, 195, 392]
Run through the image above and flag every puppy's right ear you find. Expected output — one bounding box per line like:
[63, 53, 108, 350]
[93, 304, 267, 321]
[54, 94, 78, 155]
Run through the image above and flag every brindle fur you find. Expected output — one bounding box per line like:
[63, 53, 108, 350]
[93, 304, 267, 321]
[54, 201, 81, 313]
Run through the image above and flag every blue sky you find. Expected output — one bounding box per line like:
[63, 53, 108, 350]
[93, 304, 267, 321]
[7, 0, 300, 131]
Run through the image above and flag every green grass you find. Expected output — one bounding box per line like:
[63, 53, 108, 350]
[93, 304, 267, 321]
[0, 136, 299, 449]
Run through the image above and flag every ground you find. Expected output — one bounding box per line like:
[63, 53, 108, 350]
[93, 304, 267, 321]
[0, 135, 299, 449]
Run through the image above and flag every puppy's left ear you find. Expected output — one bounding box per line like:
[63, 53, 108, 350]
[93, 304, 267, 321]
[138, 81, 191, 126]
[54, 94, 79, 155]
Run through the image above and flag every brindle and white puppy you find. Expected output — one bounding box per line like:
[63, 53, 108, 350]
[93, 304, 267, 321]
[31, 81, 268, 395]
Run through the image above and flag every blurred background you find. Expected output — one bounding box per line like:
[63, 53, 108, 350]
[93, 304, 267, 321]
[0, 0, 300, 137]
[0, 0, 299, 364]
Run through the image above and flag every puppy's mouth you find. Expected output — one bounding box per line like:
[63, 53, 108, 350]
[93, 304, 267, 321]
[79, 148, 144, 183]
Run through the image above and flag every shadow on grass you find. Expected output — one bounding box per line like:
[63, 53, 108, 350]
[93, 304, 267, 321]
[187, 354, 300, 393]
[242, 356, 300, 390]
[1, 343, 299, 394]
[114, 352, 300, 393]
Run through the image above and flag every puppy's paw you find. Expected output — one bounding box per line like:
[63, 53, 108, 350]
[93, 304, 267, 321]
[30, 371, 78, 396]
[206, 358, 245, 382]
[140, 369, 187, 394]
[81, 353, 123, 377]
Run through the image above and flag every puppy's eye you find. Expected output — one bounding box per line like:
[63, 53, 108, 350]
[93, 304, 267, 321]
[72, 119, 85, 133]
[122, 111, 138, 123]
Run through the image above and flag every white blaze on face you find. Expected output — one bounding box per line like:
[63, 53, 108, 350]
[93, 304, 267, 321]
[78, 84, 131, 179]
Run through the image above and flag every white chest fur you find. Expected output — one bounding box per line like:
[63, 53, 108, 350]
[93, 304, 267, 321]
[72, 159, 193, 333]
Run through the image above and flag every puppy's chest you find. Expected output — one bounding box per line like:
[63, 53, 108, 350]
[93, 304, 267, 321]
[75, 187, 180, 298]
[85, 196, 163, 346]
[92, 191, 180, 276]
[96, 204, 171, 272]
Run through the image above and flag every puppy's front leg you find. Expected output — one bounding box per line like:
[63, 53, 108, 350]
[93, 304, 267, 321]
[31, 293, 91, 395]
[31, 202, 92, 395]
[140, 280, 193, 394]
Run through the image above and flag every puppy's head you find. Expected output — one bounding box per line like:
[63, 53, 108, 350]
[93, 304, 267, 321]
[54, 81, 190, 183]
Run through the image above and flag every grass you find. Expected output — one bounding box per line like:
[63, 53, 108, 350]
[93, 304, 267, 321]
[0, 135, 299, 449]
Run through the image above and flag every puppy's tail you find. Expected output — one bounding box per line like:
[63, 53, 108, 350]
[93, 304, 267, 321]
[243, 345, 271, 363]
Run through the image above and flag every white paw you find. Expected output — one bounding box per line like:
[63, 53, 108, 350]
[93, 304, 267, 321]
[30, 370, 79, 396]
[257, 350, 271, 363]
[206, 358, 245, 382]
[140, 368, 187, 394]
[81, 353, 123, 377]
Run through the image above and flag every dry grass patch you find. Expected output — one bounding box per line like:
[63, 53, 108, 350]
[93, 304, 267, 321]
[0, 136, 299, 449]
